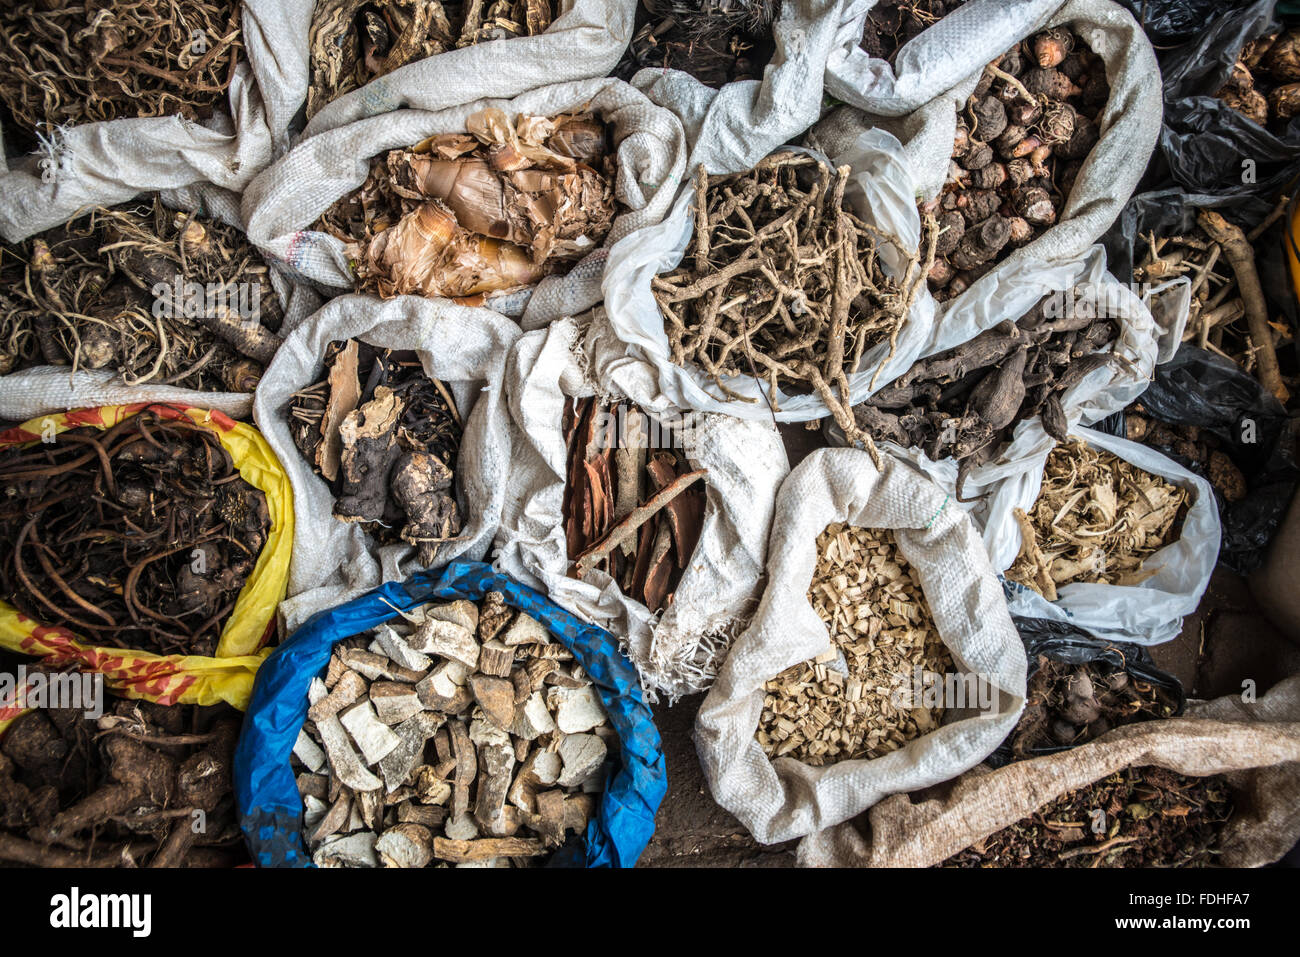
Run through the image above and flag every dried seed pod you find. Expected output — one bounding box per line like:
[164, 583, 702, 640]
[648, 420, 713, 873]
[1022, 67, 1082, 101]
[1032, 28, 1073, 68]
[1013, 187, 1057, 226]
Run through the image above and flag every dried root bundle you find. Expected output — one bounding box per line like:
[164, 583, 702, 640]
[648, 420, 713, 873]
[1217, 28, 1300, 133]
[289, 340, 463, 566]
[0, 689, 245, 868]
[296, 594, 609, 867]
[756, 524, 952, 766]
[653, 155, 933, 457]
[315, 108, 615, 301]
[1007, 441, 1189, 601]
[1006, 656, 1179, 759]
[12, 198, 283, 393]
[0, 246, 37, 377]
[307, 0, 559, 118]
[853, 290, 1119, 494]
[615, 0, 779, 89]
[0, 412, 271, 657]
[859, 0, 968, 64]
[943, 766, 1232, 867]
[1124, 404, 1247, 506]
[0, 0, 242, 142]
[561, 397, 706, 615]
[927, 28, 1110, 301]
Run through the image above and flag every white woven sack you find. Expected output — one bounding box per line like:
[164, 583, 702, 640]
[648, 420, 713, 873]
[979, 424, 1220, 646]
[601, 128, 936, 420]
[695, 446, 1027, 845]
[493, 312, 789, 699]
[241, 77, 687, 327]
[301, 0, 637, 137]
[813, 0, 1160, 324]
[0, 0, 314, 242]
[825, 0, 1064, 117]
[253, 293, 521, 633]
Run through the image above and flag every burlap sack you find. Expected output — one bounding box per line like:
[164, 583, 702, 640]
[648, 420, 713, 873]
[800, 674, 1300, 867]
[493, 312, 789, 699]
[0, 0, 313, 242]
[694, 447, 1027, 844]
[252, 293, 520, 633]
[812, 0, 1160, 322]
[241, 77, 687, 327]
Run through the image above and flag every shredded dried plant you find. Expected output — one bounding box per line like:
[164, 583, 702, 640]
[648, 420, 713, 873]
[653, 156, 935, 464]
[614, 0, 779, 89]
[0, 246, 38, 376]
[307, 0, 559, 118]
[1007, 441, 1190, 600]
[756, 524, 952, 766]
[315, 108, 615, 301]
[13, 198, 283, 392]
[0, 0, 242, 140]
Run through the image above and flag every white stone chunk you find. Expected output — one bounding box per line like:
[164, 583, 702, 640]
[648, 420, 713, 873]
[316, 715, 382, 792]
[423, 600, 479, 634]
[550, 685, 606, 734]
[370, 624, 432, 672]
[500, 612, 550, 647]
[339, 700, 401, 766]
[293, 728, 326, 773]
[313, 832, 378, 868]
[557, 733, 607, 788]
[409, 618, 479, 669]
[511, 692, 557, 740]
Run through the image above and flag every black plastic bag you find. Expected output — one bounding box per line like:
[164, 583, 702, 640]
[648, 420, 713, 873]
[1119, 0, 1252, 48]
[1157, 0, 1300, 212]
[1098, 345, 1299, 574]
[987, 617, 1187, 768]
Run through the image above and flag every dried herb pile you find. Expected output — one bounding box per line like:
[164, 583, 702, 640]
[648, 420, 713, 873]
[927, 28, 1110, 301]
[0, 690, 245, 868]
[1217, 28, 1300, 134]
[1005, 655, 1180, 758]
[11, 198, 283, 393]
[308, 0, 559, 118]
[852, 291, 1119, 492]
[0, 246, 34, 377]
[0, 412, 271, 657]
[1124, 403, 1247, 506]
[943, 766, 1233, 867]
[290, 340, 463, 565]
[653, 155, 933, 455]
[1007, 441, 1189, 600]
[561, 397, 706, 615]
[296, 593, 608, 867]
[756, 524, 952, 765]
[859, 0, 968, 64]
[614, 0, 779, 89]
[0, 0, 242, 143]
[315, 109, 615, 301]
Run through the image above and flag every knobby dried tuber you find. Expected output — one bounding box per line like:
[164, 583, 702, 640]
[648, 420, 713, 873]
[926, 28, 1110, 300]
[0, 411, 271, 657]
[1007, 441, 1189, 600]
[1124, 403, 1248, 506]
[307, 0, 560, 118]
[561, 397, 706, 615]
[756, 524, 953, 766]
[614, 0, 779, 89]
[858, 0, 968, 64]
[1217, 28, 1300, 134]
[289, 340, 463, 565]
[315, 108, 616, 300]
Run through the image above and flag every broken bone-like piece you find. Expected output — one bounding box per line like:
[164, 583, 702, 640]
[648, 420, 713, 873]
[469, 716, 511, 749]
[500, 611, 551, 647]
[563, 793, 596, 834]
[370, 681, 425, 725]
[413, 765, 453, 806]
[293, 728, 326, 773]
[511, 692, 556, 741]
[356, 786, 385, 832]
[317, 714, 383, 792]
[557, 733, 607, 788]
[370, 624, 432, 672]
[415, 661, 473, 712]
[535, 789, 567, 847]
[508, 749, 562, 813]
[313, 831, 378, 868]
[379, 711, 444, 793]
[337, 646, 394, 681]
[432, 836, 546, 863]
[410, 618, 479, 669]
[477, 591, 513, 641]
[308, 677, 329, 706]
[550, 685, 606, 734]
[474, 742, 517, 837]
[339, 700, 402, 766]
[376, 822, 434, 868]
[423, 599, 479, 634]
[446, 718, 479, 840]
[476, 640, 514, 678]
[303, 795, 328, 832]
[310, 792, 352, 845]
[399, 802, 448, 829]
[306, 669, 367, 723]
[325, 654, 347, 688]
[468, 674, 515, 730]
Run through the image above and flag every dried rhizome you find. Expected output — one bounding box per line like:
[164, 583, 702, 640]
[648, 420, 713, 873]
[858, 0, 968, 64]
[295, 593, 611, 867]
[560, 397, 707, 615]
[851, 289, 1120, 495]
[1217, 27, 1300, 133]
[1133, 203, 1293, 403]
[289, 340, 463, 566]
[942, 765, 1233, 867]
[314, 108, 616, 301]
[0, 678, 245, 868]
[0, 410, 272, 658]
[1123, 402, 1247, 507]
[3, 197, 284, 393]
[652, 154, 934, 457]
[1007, 441, 1189, 601]
[307, 0, 561, 118]
[0, 0, 242, 148]
[614, 0, 779, 89]
[755, 524, 952, 765]
[927, 28, 1111, 301]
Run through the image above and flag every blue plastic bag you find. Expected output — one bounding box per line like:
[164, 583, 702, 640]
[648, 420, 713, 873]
[234, 561, 666, 868]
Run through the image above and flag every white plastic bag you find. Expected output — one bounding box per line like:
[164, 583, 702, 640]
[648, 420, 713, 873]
[980, 424, 1220, 645]
[252, 293, 521, 633]
[493, 312, 789, 699]
[0, 1, 314, 242]
[601, 129, 936, 421]
[694, 446, 1027, 845]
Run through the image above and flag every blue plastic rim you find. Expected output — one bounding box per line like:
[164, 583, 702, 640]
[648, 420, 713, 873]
[234, 561, 667, 868]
